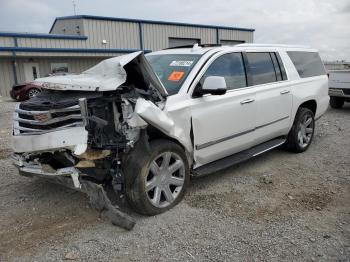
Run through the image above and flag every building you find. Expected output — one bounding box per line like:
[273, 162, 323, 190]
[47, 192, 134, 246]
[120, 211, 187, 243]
[0, 15, 254, 97]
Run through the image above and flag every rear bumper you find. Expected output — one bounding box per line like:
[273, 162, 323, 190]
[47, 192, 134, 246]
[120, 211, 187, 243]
[329, 88, 350, 98]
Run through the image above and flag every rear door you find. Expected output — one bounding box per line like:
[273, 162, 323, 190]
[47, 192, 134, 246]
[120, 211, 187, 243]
[245, 52, 292, 145]
[190, 52, 256, 167]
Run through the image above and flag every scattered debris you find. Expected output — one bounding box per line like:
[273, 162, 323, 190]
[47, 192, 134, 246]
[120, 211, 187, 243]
[260, 174, 273, 184]
[64, 251, 80, 260]
[309, 237, 316, 243]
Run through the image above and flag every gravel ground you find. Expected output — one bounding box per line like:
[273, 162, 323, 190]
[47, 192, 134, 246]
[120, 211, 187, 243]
[0, 98, 349, 262]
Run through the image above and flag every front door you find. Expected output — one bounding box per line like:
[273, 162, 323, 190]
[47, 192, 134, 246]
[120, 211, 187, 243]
[190, 52, 256, 168]
[24, 63, 40, 82]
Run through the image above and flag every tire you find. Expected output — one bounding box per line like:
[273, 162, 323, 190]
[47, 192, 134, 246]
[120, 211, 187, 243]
[27, 88, 41, 99]
[329, 96, 344, 109]
[285, 107, 315, 153]
[125, 139, 190, 216]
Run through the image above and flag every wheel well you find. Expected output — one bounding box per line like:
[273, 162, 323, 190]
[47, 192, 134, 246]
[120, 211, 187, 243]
[299, 100, 317, 115]
[146, 126, 184, 149]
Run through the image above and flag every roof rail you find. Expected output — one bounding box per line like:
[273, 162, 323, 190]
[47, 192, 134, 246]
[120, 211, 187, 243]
[164, 43, 221, 50]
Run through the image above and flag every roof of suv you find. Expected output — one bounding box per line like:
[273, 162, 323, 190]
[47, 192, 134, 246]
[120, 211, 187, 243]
[148, 43, 318, 56]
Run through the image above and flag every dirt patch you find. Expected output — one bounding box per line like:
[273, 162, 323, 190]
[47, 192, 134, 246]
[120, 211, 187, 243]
[0, 148, 11, 159]
[0, 205, 100, 259]
[186, 188, 334, 222]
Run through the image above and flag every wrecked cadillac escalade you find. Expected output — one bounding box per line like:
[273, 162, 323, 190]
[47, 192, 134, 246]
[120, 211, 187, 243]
[12, 44, 329, 229]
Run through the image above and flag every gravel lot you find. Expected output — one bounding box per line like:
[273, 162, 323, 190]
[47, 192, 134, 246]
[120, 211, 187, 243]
[0, 98, 349, 262]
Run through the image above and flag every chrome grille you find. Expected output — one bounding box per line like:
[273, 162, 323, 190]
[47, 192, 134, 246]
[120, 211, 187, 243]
[13, 103, 83, 135]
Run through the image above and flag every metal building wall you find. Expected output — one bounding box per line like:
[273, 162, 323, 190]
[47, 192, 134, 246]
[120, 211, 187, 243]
[82, 19, 140, 49]
[219, 29, 254, 43]
[142, 23, 217, 51]
[50, 19, 85, 36]
[0, 59, 15, 97]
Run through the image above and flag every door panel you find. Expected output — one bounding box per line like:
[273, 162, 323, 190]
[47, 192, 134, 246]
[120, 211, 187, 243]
[254, 82, 292, 145]
[24, 63, 40, 82]
[192, 88, 256, 167]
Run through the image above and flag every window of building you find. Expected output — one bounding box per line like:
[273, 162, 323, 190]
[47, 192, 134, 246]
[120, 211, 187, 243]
[199, 53, 247, 90]
[51, 63, 69, 74]
[287, 51, 326, 78]
[220, 40, 245, 46]
[246, 52, 277, 85]
[168, 37, 200, 48]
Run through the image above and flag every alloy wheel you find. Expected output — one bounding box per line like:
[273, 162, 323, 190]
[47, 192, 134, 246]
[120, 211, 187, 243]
[297, 113, 314, 148]
[145, 151, 185, 208]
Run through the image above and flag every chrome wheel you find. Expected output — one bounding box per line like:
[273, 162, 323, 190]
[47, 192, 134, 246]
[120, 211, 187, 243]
[145, 151, 185, 208]
[28, 88, 40, 98]
[297, 114, 314, 148]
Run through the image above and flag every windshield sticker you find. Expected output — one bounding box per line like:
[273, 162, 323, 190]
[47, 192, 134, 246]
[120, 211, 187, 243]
[168, 71, 185, 82]
[170, 60, 194, 67]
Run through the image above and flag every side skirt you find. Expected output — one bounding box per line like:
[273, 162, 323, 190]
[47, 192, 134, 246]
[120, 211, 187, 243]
[192, 137, 286, 177]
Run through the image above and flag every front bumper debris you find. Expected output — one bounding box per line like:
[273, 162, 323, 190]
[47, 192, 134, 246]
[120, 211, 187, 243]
[12, 154, 135, 230]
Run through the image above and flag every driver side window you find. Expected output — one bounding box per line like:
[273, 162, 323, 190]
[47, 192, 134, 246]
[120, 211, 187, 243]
[199, 53, 247, 90]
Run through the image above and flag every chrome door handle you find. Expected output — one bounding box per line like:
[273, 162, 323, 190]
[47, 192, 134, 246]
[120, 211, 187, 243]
[240, 98, 255, 104]
[280, 90, 290, 95]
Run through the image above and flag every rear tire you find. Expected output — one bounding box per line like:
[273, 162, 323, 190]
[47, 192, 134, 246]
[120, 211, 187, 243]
[125, 139, 190, 216]
[329, 96, 344, 109]
[285, 107, 315, 153]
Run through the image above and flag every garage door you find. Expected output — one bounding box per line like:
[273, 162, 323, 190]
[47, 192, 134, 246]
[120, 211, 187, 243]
[220, 40, 245, 46]
[168, 37, 200, 48]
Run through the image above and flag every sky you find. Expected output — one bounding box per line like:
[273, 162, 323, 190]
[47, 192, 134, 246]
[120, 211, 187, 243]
[0, 0, 349, 61]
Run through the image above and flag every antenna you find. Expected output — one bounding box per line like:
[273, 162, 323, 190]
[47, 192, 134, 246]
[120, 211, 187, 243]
[72, 0, 77, 15]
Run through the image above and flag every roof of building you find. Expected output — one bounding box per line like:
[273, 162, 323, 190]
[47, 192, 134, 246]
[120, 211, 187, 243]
[49, 15, 255, 33]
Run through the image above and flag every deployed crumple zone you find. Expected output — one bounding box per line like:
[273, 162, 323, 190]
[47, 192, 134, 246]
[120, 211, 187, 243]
[12, 52, 189, 229]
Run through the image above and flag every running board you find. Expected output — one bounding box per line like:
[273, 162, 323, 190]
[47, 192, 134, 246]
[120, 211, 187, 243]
[192, 138, 286, 177]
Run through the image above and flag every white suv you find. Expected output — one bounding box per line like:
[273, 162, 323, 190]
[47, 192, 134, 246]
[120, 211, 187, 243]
[12, 44, 329, 224]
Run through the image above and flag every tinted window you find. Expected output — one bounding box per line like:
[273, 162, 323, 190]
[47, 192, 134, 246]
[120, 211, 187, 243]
[287, 51, 326, 78]
[146, 54, 201, 95]
[246, 52, 277, 85]
[200, 53, 247, 90]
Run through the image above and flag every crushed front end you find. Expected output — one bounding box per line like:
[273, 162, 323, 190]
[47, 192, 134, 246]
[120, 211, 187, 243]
[11, 52, 168, 230]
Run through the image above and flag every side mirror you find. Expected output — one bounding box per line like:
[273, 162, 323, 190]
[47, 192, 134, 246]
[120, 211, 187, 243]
[199, 76, 227, 96]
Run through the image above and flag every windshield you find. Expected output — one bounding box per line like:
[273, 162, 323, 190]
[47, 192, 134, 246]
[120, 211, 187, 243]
[146, 54, 201, 95]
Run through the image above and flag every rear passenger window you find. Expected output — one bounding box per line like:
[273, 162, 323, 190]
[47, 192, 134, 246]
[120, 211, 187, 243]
[246, 53, 276, 85]
[200, 53, 247, 90]
[287, 51, 326, 78]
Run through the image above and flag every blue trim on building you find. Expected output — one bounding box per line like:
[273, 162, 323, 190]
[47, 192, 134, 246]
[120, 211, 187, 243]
[0, 46, 151, 54]
[0, 32, 87, 40]
[49, 15, 255, 33]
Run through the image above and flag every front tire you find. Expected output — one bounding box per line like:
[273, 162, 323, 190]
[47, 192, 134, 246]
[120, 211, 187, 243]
[125, 139, 190, 216]
[329, 96, 344, 109]
[285, 107, 315, 153]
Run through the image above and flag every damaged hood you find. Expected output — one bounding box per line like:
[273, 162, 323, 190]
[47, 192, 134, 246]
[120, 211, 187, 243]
[34, 51, 168, 97]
